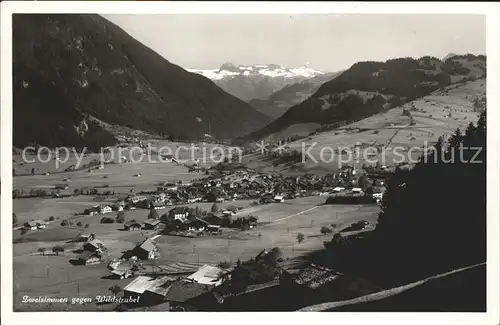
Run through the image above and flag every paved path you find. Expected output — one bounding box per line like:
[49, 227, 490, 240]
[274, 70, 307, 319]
[263, 206, 320, 227]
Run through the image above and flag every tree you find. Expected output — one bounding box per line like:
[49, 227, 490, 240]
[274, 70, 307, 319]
[194, 206, 203, 218]
[217, 260, 232, 269]
[142, 199, 152, 209]
[60, 220, 69, 226]
[84, 224, 90, 228]
[100, 217, 115, 224]
[48, 216, 55, 221]
[297, 233, 304, 244]
[37, 247, 46, 255]
[211, 203, 219, 213]
[369, 110, 486, 286]
[109, 285, 122, 295]
[206, 188, 220, 202]
[116, 211, 126, 223]
[266, 247, 283, 265]
[321, 226, 332, 235]
[148, 208, 159, 220]
[76, 221, 83, 227]
[448, 128, 463, 148]
[13, 213, 17, 227]
[357, 175, 370, 189]
[331, 233, 344, 245]
[52, 246, 64, 255]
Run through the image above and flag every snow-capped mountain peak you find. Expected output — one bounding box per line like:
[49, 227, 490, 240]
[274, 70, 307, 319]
[186, 63, 325, 81]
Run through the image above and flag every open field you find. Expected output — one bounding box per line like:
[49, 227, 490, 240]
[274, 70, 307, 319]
[13, 141, 237, 176]
[13, 190, 379, 311]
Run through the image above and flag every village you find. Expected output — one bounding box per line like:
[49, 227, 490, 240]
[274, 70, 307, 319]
[14, 158, 389, 312]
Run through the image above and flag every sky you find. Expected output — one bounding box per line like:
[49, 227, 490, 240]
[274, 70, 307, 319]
[103, 14, 486, 72]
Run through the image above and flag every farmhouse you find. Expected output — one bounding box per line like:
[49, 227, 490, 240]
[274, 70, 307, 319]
[293, 264, 341, 292]
[222, 210, 235, 217]
[76, 250, 102, 265]
[23, 221, 38, 231]
[169, 207, 191, 221]
[143, 219, 161, 230]
[128, 195, 147, 204]
[128, 238, 160, 260]
[161, 183, 178, 192]
[351, 188, 364, 194]
[74, 233, 95, 242]
[141, 277, 178, 305]
[114, 201, 125, 211]
[109, 260, 137, 279]
[372, 192, 383, 202]
[186, 265, 224, 286]
[55, 183, 69, 190]
[185, 218, 209, 232]
[85, 207, 99, 215]
[99, 204, 112, 214]
[124, 221, 142, 231]
[23, 220, 46, 230]
[206, 224, 222, 234]
[163, 280, 213, 310]
[273, 195, 284, 203]
[123, 275, 173, 300]
[152, 202, 166, 210]
[83, 239, 105, 253]
[153, 193, 167, 203]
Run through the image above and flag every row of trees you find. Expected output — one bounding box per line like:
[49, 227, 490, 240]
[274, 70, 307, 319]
[61, 219, 89, 228]
[37, 245, 64, 255]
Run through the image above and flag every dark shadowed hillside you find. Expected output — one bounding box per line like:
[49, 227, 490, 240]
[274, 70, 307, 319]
[13, 14, 271, 150]
[299, 263, 486, 312]
[245, 55, 485, 140]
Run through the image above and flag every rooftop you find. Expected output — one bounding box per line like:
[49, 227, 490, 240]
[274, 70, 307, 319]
[294, 264, 341, 290]
[164, 280, 213, 303]
[136, 238, 157, 252]
[77, 250, 99, 260]
[186, 265, 224, 286]
[124, 276, 173, 295]
[144, 219, 161, 226]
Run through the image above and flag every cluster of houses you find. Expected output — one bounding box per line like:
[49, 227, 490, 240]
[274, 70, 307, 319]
[83, 195, 170, 216]
[108, 246, 371, 311]
[74, 237, 106, 265]
[167, 165, 377, 205]
[118, 263, 226, 310]
[161, 207, 257, 235]
[80, 163, 386, 221]
[23, 220, 47, 231]
[71, 233, 161, 267]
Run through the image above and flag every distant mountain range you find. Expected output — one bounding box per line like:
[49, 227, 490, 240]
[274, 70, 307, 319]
[248, 71, 344, 119]
[186, 63, 325, 102]
[13, 14, 271, 150]
[244, 54, 486, 141]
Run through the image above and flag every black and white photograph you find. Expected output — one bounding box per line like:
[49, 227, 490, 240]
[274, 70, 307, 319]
[1, 1, 499, 323]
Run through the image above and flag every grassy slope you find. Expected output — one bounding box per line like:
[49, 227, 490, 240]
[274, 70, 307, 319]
[241, 78, 485, 175]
